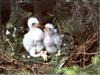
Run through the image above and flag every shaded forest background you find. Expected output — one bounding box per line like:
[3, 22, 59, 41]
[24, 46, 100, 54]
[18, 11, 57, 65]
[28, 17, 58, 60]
[0, 0, 100, 74]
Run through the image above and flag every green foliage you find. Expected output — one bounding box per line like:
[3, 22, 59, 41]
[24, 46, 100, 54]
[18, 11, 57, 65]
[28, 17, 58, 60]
[54, 67, 63, 74]
[54, 66, 79, 75]
[92, 55, 100, 65]
[79, 55, 100, 75]
[54, 55, 100, 75]
[63, 21, 77, 35]
[48, 55, 61, 66]
[63, 66, 78, 75]
[79, 71, 89, 75]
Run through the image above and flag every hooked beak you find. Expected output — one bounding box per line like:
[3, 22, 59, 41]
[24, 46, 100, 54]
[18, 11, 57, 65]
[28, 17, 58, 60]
[44, 26, 49, 32]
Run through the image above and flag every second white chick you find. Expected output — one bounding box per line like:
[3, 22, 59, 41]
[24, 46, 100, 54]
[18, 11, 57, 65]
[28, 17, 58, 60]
[44, 23, 64, 56]
[43, 23, 57, 54]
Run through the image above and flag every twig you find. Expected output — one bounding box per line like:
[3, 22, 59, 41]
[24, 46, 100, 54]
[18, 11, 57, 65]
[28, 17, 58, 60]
[56, 21, 62, 32]
[6, 38, 14, 51]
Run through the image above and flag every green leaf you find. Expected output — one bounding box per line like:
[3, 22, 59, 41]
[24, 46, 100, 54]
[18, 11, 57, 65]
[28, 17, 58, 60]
[64, 69, 76, 75]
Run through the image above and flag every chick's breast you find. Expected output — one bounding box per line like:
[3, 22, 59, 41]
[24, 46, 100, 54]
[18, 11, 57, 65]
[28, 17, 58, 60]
[29, 28, 44, 41]
[23, 33, 34, 52]
[23, 28, 44, 52]
[29, 28, 45, 52]
[44, 35, 57, 53]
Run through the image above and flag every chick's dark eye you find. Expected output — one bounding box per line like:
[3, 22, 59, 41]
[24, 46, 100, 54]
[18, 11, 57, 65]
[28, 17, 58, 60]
[49, 28, 51, 30]
[32, 23, 35, 25]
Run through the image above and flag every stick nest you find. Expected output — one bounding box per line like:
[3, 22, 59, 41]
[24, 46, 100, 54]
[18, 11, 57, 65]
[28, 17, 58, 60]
[64, 31, 99, 67]
[0, 51, 33, 73]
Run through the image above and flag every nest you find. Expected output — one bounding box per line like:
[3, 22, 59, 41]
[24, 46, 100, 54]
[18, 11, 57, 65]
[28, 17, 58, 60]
[0, 51, 32, 73]
[63, 31, 99, 67]
[0, 50, 53, 74]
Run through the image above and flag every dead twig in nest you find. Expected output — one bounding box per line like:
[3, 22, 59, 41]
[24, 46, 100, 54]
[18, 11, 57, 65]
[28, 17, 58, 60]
[56, 21, 62, 32]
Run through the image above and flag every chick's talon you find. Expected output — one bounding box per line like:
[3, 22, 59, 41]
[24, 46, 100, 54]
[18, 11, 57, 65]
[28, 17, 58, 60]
[56, 51, 61, 56]
[40, 52, 48, 61]
[43, 54, 48, 61]
[43, 57, 48, 61]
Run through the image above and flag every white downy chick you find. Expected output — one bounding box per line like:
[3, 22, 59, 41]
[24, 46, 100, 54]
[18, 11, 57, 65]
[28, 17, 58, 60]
[23, 17, 45, 58]
[43, 23, 57, 54]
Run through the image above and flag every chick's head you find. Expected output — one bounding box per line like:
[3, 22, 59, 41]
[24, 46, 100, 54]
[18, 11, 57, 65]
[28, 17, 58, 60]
[28, 17, 39, 30]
